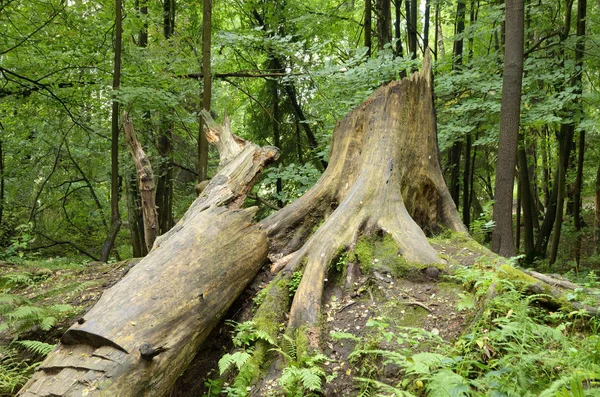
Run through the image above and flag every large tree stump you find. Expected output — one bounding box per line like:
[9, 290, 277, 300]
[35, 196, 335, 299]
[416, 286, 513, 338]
[260, 52, 466, 334]
[17, 113, 278, 397]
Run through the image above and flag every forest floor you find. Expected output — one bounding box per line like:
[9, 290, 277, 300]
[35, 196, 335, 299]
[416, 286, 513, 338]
[2, 230, 600, 396]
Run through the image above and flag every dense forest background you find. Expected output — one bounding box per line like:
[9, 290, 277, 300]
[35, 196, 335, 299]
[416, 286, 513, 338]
[1, 0, 599, 269]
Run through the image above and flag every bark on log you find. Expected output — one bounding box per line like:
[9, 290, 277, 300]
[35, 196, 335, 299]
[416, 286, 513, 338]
[122, 111, 158, 252]
[18, 113, 279, 397]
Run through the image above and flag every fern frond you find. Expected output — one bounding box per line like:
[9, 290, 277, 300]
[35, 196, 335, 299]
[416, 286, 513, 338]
[15, 340, 55, 357]
[39, 316, 57, 331]
[218, 351, 252, 375]
[299, 368, 322, 391]
[5, 305, 46, 321]
[330, 330, 361, 341]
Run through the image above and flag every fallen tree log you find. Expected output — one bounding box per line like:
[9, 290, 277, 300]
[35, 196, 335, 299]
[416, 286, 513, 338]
[17, 113, 279, 397]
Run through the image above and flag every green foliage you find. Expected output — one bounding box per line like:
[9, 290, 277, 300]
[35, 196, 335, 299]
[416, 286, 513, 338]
[288, 271, 303, 298]
[219, 351, 253, 376]
[271, 334, 331, 397]
[0, 293, 73, 335]
[0, 345, 38, 395]
[15, 340, 55, 357]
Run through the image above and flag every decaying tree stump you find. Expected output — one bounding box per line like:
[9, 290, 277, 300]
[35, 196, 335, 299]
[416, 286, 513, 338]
[260, 52, 466, 334]
[17, 113, 279, 397]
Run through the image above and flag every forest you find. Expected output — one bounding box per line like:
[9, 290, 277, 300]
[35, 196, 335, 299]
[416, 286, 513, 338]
[1, 0, 600, 396]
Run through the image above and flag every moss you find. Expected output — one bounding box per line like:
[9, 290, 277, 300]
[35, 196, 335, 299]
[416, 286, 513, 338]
[232, 274, 291, 391]
[381, 301, 430, 327]
[294, 326, 311, 363]
[428, 231, 494, 258]
[354, 232, 446, 278]
[355, 235, 375, 273]
[497, 264, 539, 285]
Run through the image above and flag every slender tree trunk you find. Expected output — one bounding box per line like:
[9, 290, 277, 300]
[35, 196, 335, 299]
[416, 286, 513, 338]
[572, 0, 586, 265]
[491, 0, 524, 257]
[100, 0, 123, 262]
[423, 0, 430, 53]
[462, 133, 471, 227]
[453, 0, 466, 69]
[126, 172, 147, 257]
[546, 0, 576, 263]
[198, 0, 211, 182]
[156, 0, 176, 234]
[394, 0, 407, 77]
[435, 5, 445, 59]
[548, 125, 573, 264]
[405, 0, 417, 59]
[376, 0, 391, 50]
[448, 0, 467, 208]
[518, 145, 535, 258]
[137, 0, 148, 47]
[365, 0, 372, 56]
[270, 66, 284, 208]
[541, 126, 551, 209]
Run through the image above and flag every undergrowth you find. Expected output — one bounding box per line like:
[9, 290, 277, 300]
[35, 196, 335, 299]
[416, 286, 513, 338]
[0, 256, 96, 395]
[337, 264, 600, 396]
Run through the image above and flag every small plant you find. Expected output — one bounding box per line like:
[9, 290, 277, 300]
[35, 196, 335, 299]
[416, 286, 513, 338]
[218, 321, 275, 376]
[288, 271, 303, 298]
[272, 334, 332, 397]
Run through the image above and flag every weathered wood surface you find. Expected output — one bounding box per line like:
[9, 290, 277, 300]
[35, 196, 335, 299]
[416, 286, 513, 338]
[18, 113, 278, 397]
[259, 52, 466, 332]
[122, 111, 158, 251]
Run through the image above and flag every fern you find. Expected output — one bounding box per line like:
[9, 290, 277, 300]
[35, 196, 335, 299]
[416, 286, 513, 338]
[0, 345, 38, 394]
[0, 293, 30, 314]
[16, 340, 55, 357]
[426, 369, 471, 397]
[354, 377, 417, 397]
[330, 330, 361, 341]
[218, 351, 252, 375]
[1, 300, 73, 335]
[0, 272, 35, 288]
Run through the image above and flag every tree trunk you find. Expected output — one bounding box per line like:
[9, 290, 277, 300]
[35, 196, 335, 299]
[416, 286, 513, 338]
[100, 0, 123, 262]
[123, 112, 159, 252]
[572, 0, 586, 265]
[261, 53, 466, 336]
[491, 0, 524, 257]
[376, 0, 392, 50]
[365, 0, 372, 56]
[462, 132, 472, 227]
[17, 113, 279, 397]
[423, 0, 430, 54]
[435, 5, 445, 59]
[405, 0, 417, 59]
[549, 124, 574, 264]
[156, 0, 176, 234]
[198, 0, 211, 182]
[393, 0, 407, 77]
[518, 146, 535, 259]
[125, 172, 147, 257]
